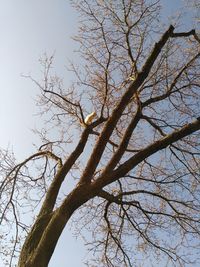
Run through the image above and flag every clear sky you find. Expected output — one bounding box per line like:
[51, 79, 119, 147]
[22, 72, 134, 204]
[0, 1, 85, 266]
[0, 0, 78, 159]
[0, 1, 198, 267]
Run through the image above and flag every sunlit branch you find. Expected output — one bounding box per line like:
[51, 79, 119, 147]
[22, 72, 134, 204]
[99, 118, 200, 187]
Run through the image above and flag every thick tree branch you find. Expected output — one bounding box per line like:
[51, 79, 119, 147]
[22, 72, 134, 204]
[25, 181, 96, 267]
[18, 128, 91, 266]
[38, 127, 91, 216]
[80, 25, 175, 184]
[103, 108, 142, 172]
[113, 118, 200, 180]
[96, 118, 200, 187]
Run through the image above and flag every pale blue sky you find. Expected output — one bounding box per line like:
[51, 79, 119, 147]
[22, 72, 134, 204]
[0, 1, 85, 266]
[0, 0, 78, 159]
[0, 1, 198, 267]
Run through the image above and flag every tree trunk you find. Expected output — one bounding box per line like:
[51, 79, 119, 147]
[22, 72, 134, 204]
[17, 182, 96, 267]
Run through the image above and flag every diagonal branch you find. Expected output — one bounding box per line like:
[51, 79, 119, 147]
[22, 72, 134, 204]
[80, 25, 175, 184]
[43, 89, 85, 121]
[103, 108, 142, 172]
[96, 117, 200, 188]
[38, 127, 91, 217]
[19, 128, 92, 266]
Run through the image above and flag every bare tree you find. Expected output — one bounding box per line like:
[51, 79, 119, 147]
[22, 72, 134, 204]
[1, 1, 200, 267]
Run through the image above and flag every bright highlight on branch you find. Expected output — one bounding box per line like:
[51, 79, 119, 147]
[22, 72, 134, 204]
[84, 111, 97, 125]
